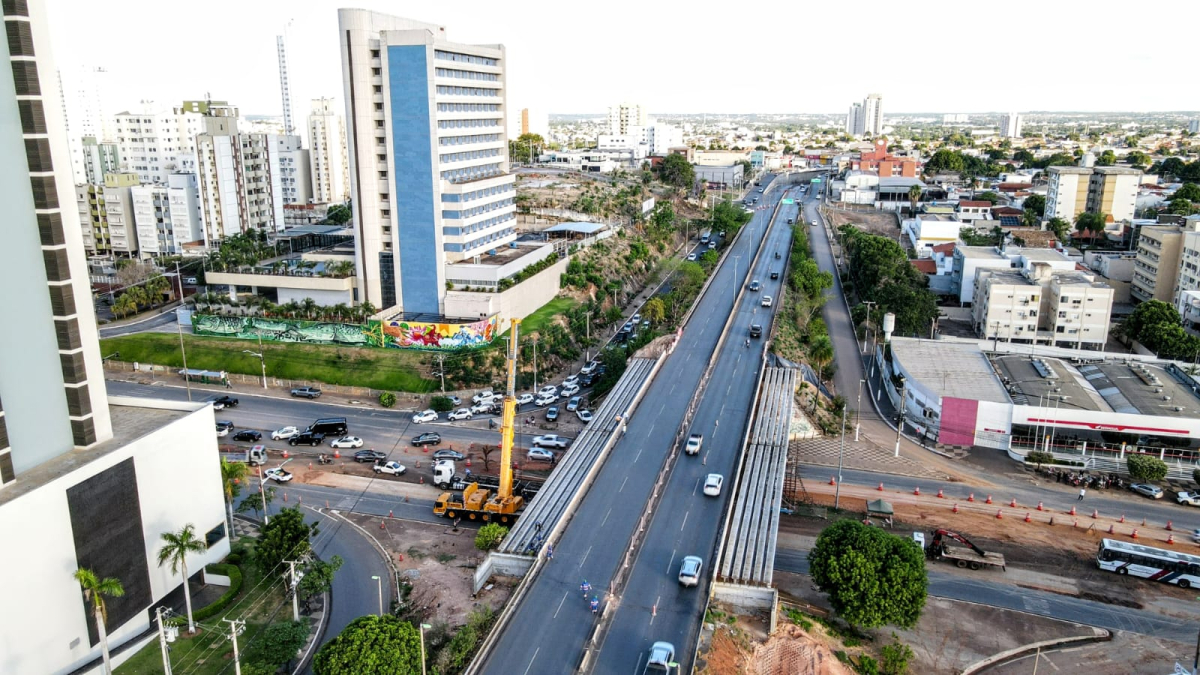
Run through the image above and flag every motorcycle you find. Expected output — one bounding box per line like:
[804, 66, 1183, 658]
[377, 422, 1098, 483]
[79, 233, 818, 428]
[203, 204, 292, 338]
[774, 251, 781, 260]
[317, 454, 333, 465]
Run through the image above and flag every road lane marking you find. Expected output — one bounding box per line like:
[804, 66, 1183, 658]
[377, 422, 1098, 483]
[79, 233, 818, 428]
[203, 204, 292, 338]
[633, 448, 642, 463]
[580, 545, 592, 568]
[522, 648, 541, 675]
[552, 593, 569, 619]
[601, 508, 612, 527]
[681, 511, 689, 531]
[619, 476, 628, 492]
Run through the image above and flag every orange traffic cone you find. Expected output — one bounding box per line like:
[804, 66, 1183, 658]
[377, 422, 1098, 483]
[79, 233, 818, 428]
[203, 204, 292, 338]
[419, 476, 424, 484]
[466, 458, 472, 468]
[952, 503, 959, 513]
[1166, 521, 1174, 531]
[829, 476, 837, 485]
[877, 482, 884, 491]
[388, 510, 393, 518]
[1009, 498, 1017, 508]
[1119, 514, 1125, 523]
[380, 520, 385, 530]
[1037, 501, 1044, 511]
[334, 449, 340, 459]
[1092, 509, 1099, 519]
[1108, 524, 1115, 534]
[985, 495, 993, 504]
[968, 493, 975, 502]
[1024, 512, 1031, 523]
[1069, 506, 1076, 516]
[1131, 529, 1139, 539]
[996, 509, 1003, 519]
[1167, 534, 1175, 545]
[282, 449, 290, 459]
[937, 489, 944, 498]
[914, 486, 921, 496]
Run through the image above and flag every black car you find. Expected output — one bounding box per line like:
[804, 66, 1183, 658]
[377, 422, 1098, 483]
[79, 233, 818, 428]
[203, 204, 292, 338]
[288, 432, 326, 447]
[207, 395, 239, 409]
[232, 430, 262, 442]
[411, 432, 441, 447]
[433, 449, 464, 461]
[216, 420, 234, 432]
[770, 270, 779, 279]
[354, 449, 387, 463]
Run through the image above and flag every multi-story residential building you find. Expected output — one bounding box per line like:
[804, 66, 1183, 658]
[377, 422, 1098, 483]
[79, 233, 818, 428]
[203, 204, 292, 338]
[646, 122, 683, 156]
[1045, 165, 1141, 223]
[509, 107, 549, 139]
[131, 172, 204, 255]
[846, 94, 883, 137]
[1190, 119, 1200, 135]
[76, 173, 141, 257]
[0, 5, 228, 672]
[973, 263, 1113, 348]
[274, 134, 311, 206]
[950, 245, 1077, 305]
[1172, 216, 1200, 316]
[846, 102, 862, 136]
[1000, 112, 1023, 139]
[113, 104, 204, 184]
[61, 65, 115, 183]
[1131, 222, 1189, 303]
[607, 102, 647, 136]
[308, 97, 348, 204]
[80, 135, 120, 184]
[340, 9, 516, 312]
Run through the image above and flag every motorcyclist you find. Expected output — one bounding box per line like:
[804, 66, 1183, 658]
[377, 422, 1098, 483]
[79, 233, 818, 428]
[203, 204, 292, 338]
[590, 596, 599, 614]
[581, 580, 591, 598]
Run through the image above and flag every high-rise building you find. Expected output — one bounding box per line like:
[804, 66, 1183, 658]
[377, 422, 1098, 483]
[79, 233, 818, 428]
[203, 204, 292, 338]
[76, 172, 140, 257]
[608, 102, 647, 136]
[1045, 165, 1141, 223]
[847, 94, 883, 136]
[277, 34, 294, 136]
[131, 172, 205, 255]
[1001, 112, 1023, 139]
[340, 9, 515, 312]
[80, 135, 120, 184]
[308, 96, 348, 203]
[113, 104, 204, 184]
[274, 134, 311, 206]
[1132, 222, 1189, 303]
[509, 107, 549, 140]
[1189, 119, 1199, 135]
[61, 65, 115, 184]
[846, 103, 862, 136]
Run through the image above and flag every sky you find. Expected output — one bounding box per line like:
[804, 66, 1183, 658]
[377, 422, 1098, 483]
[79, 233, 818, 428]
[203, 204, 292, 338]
[46, 0, 1200, 120]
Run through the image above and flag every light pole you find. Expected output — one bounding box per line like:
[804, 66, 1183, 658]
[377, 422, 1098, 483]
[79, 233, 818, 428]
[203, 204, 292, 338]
[584, 311, 592, 362]
[420, 622, 433, 675]
[862, 300, 877, 355]
[855, 378, 865, 442]
[531, 336, 539, 392]
[177, 307, 193, 402]
[834, 401, 847, 510]
[371, 575, 383, 616]
[243, 345, 267, 389]
[259, 469, 270, 525]
[894, 376, 907, 458]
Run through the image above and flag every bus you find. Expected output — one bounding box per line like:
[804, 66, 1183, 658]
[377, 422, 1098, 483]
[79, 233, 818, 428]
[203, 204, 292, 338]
[1096, 538, 1200, 588]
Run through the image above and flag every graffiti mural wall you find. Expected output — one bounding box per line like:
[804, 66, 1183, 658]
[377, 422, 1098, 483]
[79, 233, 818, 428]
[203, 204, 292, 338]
[380, 315, 500, 349]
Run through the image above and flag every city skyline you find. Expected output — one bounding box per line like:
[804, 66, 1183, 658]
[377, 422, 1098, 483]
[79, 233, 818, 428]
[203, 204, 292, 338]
[46, 0, 1200, 120]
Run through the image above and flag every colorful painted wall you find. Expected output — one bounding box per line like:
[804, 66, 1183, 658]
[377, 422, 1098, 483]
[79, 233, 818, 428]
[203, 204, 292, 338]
[379, 315, 500, 350]
[190, 314, 500, 351]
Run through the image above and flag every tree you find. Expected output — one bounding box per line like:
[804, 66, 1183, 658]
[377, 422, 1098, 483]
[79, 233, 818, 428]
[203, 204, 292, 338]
[475, 523, 508, 551]
[699, 249, 719, 270]
[1096, 149, 1117, 166]
[157, 524, 208, 633]
[1023, 194, 1046, 218]
[1126, 150, 1151, 169]
[809, 336, 834, 380]
[508, 133, 545, 164]
[923, 149, 965, 175]
[656, 153, 695, 190]
[313, 615, 422, 675]
[1026, 451, 1054, 467]
[297, 555, 344, 601]
[74, 568, 125, 675]
[220, 459, 248, 547]
[1167, 198, 1195, 216]
[907, 184, 922, 214]
[880, 635, 915, 675]
[1121, 300, 1181, 344]
[1126, 454, 1168, 483]
[247, 621, 310, 671]
[1046, 217, 1071, 243]
[237, 485, 276, 518]
[1176, 183, 1200, 203]
[1074, 211, 1107, 234]
[973, 191, 1003, 205]
[256, 507, 318, 575]
[641, 296, 666, 325]
[808, 520, 927, 629]
[1193, 467, 1200, 488]
[325, 203, 352, 225]
[1013, 149, 1036, 164]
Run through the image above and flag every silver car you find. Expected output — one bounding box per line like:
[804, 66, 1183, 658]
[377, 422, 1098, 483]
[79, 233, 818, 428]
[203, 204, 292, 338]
[678, 556, 702, 587]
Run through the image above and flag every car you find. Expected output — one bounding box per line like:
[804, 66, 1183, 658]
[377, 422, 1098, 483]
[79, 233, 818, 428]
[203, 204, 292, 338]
[1131, 483, 1164, 499]
[770, 270, 779, 280]
[1177, 491, 1200, 507]
[761, 295, 773, 308]
[535, 394, 557, 407]
[532, 434, 570, 449]
[749, 280, 761, 291]
[517, 393, 535, 405]
[354, 449, 387, 463]
[527, 447, 555, 462]
[215, 422, 232, 437]
[703, 473, 724, 497]
[412, 409, 439, 424]
[538, 384, 559, 397]
[470, 402, 493, 415]
[264, 467, 293, 483]
[206, 395, 239, 410]
[288, 432, 325, 447]
[1193, 528, 1200, 544]
[563, 373, 580, 387]
[707, 242, 716, 250]
[622, 321, 634, 333]
[678, 556, 703, 587]
[566, 396, 582, 412]
[447, 408, 473, 421]
[472, 390, 495, 404]
[685, 433, 703, 456]
[577, 409, 593, 423]
[329, 436, 364, 449]
[581, 360, 600, 375]
[686, 252, 698, 261]
[411, 432, 442, 447]
[631, 313, 641, 324]
[546, 406, 559, 422]
[374, 461, 406, 476]
[271, 426, 300, 440]
[289, 386, 322, 399]
[787, 218, 794, 224]
[433, 449, 464, 461]
[750, 324, 762, 338]
[580, 373, 598, 387]
[642, 319, 651, 329]
[560, 383, 580, 398]
[233, 430, 262, 442]
[646, 641, 676, 672]
[184, 276, 198, 285]
[757, 187, 764, 193]
[810, 219, 817, 226]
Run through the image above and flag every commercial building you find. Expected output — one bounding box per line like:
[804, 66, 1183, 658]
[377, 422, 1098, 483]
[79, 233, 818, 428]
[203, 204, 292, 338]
[1045, 165, 1141, 223]
[113, 104, 204, 184]
[130, 172, 205, 255]
[607, 101, 647, 136]
[340, 9, 517, 313]
[0, 4, 228, 672]
[1000, 112, 1023, 139]
[76, 173, 141, 257]
[972, 263, 1114, 348]
[308, 97, 348, 204]
[1131, 221, 1190, 303]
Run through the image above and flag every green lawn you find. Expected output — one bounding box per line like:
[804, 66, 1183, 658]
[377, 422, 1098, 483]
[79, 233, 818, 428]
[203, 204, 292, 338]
[507, 297, 577, 336]
[101, 332, 436, 393]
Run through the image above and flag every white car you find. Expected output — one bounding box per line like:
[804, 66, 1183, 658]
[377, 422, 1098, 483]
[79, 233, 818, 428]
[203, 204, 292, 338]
[527, 447, 555, 462]
[685, 433, 703, 456]
[566, 396, 582, 412]
[686, 252, 698, 261]
[761, 295, 773, 308]
[264, 467, 293, 483]
[470, 402, 493, 415]
[215, 425, 230, 438]
[1178, 491, 1200, 507]
[810, 219, 817, 226]
[678, 556, 703, 587]
[374, 461, 406, 476]
[703, 473, 724, 497]
[576, 410, 593, 423]
[329, 436, 364, 449]
[517, 393, 535, 405]
[471, 390, 495, 404]
[271, 426, 301, 441]
[534, 394, 557, 407]
[560, 383, 580, 398]
[538, 385, 558, 398]
[412, 409, 439, 424]
[563, 373, 580, 387]
[447, 408, 473, 421]
[532, 434, 570, 449]
[446, 395, 461, 406]
[581, 360, 599, 375]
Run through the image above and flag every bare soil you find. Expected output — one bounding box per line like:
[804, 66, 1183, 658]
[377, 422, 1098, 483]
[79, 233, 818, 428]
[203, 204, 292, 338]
[699, 609, 852, 675]
[825, 209, 900, 240]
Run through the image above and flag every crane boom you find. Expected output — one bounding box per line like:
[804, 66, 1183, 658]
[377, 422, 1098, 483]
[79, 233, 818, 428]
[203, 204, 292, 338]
[497, 319, 519, 500]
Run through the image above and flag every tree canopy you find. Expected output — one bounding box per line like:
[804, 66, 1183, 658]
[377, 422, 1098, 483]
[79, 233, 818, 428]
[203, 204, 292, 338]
[1023, 194, 1046, 218]
[325, 203, 352, 225]
[256, 507, 318, 574]
[1175, 183, 1200, 203]
[246, 621, 309, 671]
[1120, 300, 1200, 359]
[808, 520, 928, 629]
[1074, 211, 1107, 234]
[313, 615, 422, 675]
[840, 227, 939, 336]
[1127, 454, 1168, 483]
[657, 153, 695, 189]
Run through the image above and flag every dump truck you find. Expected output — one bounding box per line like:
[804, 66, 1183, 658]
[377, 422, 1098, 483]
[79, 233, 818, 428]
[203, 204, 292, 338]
[925, 529, 1006, 571]
[219, 444, 266, 467]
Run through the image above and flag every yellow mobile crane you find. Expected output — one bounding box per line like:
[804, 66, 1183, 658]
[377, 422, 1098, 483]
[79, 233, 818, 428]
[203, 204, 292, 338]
[433, 319, 525, 524]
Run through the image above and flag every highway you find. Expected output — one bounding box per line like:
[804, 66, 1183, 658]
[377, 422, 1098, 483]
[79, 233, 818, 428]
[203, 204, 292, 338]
[478, 173, 801, 674]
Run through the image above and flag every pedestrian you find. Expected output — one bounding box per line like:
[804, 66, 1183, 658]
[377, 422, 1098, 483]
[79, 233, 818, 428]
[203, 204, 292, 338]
[1078, 487, 1086, 501]
[546, 543, 554, 560]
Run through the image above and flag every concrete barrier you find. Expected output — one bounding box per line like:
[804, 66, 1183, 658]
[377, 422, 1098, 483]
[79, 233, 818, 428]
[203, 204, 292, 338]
[959, 628, 1111, 674]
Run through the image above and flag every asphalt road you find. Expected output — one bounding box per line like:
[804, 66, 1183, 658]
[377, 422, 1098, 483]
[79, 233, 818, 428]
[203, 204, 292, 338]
[98, 305, 180, 337]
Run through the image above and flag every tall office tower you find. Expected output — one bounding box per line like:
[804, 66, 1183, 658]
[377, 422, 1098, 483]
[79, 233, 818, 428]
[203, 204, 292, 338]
[113, 103, 204, 184]
[340, 9, 515, 312]
[608, 101, 647, 136]
[846, 102, 862, 135]
[277, 34, 294, 135]
[1001, 112, 1023, 139]
[61, 65, 115, 183]
[308, 96, 349, 203]
[862, 93, 883, 136]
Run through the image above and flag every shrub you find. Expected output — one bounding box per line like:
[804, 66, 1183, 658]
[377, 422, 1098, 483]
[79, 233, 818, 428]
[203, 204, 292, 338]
[429, 395, 454, 412]
[858, 655, 879, 675]
[192, 564, 243, 621]
[378, 391, 396, 408]
[475, 523, 508, 551]
[880, 635, 914, 675]
[1026, 451, 1054, 467]
[1127, 453, 1168, 483]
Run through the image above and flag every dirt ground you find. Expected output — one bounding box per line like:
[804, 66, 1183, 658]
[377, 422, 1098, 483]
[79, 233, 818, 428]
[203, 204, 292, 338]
[699, 608, 853, 675]
[825, 208, 901, 240]
[346, 512, 513, 628]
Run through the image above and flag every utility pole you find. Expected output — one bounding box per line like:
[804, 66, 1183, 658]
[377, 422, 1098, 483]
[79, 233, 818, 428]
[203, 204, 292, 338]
[436, 354, 446, 393]
[259, 470, 270, 525]
[862, 300, 877, 355]
[156, 606, 173, 675]
[855, 378, 865, 442]
[531, 336, 539, 391]
[224, 619, 245, 675]
[176, 263, 192, 401]
[894, 376, 907, 458]
[834, 403, 847, 510]
[285, 560, 301, 622]
[584, 312, 592, 362]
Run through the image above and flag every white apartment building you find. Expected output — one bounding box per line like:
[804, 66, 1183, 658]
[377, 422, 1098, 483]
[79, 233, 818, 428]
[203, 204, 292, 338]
[846, 94, 883, 136]
[646, 122, 683, 156]
[973, 263, 1113, 348]
[274, 134, 311, 206]
[1000, 112, 1023, 139]
[846, 102, 861, 136]
[1045, 165, 1141, 223]
[308, 97, 348, 204]
[113, 104, 203, 184]
[1, 6, 228, 673]
[608, 102, 647, 136]
[131, 172, 205, 255]
[951, 245, 1077, 305]
[1172, 216, 1200, 316]
[902, 214, 959, 258]
[340, 9, 516, 313]
[80, 135, 120, 185]
[61, 65, 115, 184]
[76, 173, 140, 258]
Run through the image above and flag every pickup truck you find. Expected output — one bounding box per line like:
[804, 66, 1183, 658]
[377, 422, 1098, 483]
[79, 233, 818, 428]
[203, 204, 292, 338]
[374, 461, 406, 476]
[290, 386, 322, 399]
[1177, 491, 1200, 507]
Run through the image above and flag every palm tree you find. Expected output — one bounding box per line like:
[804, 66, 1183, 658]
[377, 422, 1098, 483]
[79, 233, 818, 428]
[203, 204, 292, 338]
[220, 458, 247, 542]
[74, 568, 125, 674]
[907, 184, 923, 215]
[809, 336, 834, 382]
[156, 524, 208, 634]
[301, 298, 318, 321]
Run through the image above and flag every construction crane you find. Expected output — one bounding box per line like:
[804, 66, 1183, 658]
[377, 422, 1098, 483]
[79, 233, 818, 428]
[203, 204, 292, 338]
[432, 319, 525, 523]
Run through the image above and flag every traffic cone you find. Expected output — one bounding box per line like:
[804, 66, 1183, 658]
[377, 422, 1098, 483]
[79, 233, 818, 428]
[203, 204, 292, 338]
[952, 503, 959, 513]
[1069, 506, 1076, 516]
[1131, 529, 1139, 539]
[1091, 509, 1099, 519]
[419, 476, 424, 484]
[1073, 519, 1078, 528]
[1108, 524, 1115, 534]
[985, 495, 993, 504]
[380, 520, 385, 530]
[996, 509, 1003, 519]
[334, 449, 340, 459]
[398, 553, 404, 561]
[830, 476, 836, 485]
[1009, 498, 1017, 508]
[283, 492, 288, 502]
[1166, 521, 1174, 531]
[1037, 501, 1044, 511]
[416, 460, 421, 468]
[388, 510, 393, 518]
[914, 486, 921, 496]
[937, 489, 944, 498]
[1119, 514, 1125, 523]
[308, 462, 312, 469]
[877, 482, 884, 491]
[1024, 512, 1031, 523]
[1167, 534, 1175, 545]
[466, 458, 472, 468]
[282, 449, 289, 459]
[968, 493, 975, 502]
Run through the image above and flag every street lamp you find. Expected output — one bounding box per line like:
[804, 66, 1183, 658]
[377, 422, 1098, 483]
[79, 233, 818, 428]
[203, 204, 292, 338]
[834, 401, 847, 510]
[242, 350, 267, 390]
[420, 623, 433, 675]
[894, 376, 907, 458]
[371, 575, 383, 616]
[855, 378, 865, 442]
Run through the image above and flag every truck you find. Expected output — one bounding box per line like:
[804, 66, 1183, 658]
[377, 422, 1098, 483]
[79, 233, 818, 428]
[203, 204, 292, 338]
[433, 460, 541, 499]
[219, 444, 266, 467]
[924, 529, 1006, 571]
[1177, 491, 1200, 507]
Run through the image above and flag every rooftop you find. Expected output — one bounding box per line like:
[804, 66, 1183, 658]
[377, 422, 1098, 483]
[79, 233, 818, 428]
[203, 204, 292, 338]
[543, 222, 608, 235]
[1093, 362, 1200, 419]
[446, 240, 548, 266]
[959, 201, 992, 208]
[889, 338, 1010, 403]
[993, 355, 1107, 412]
